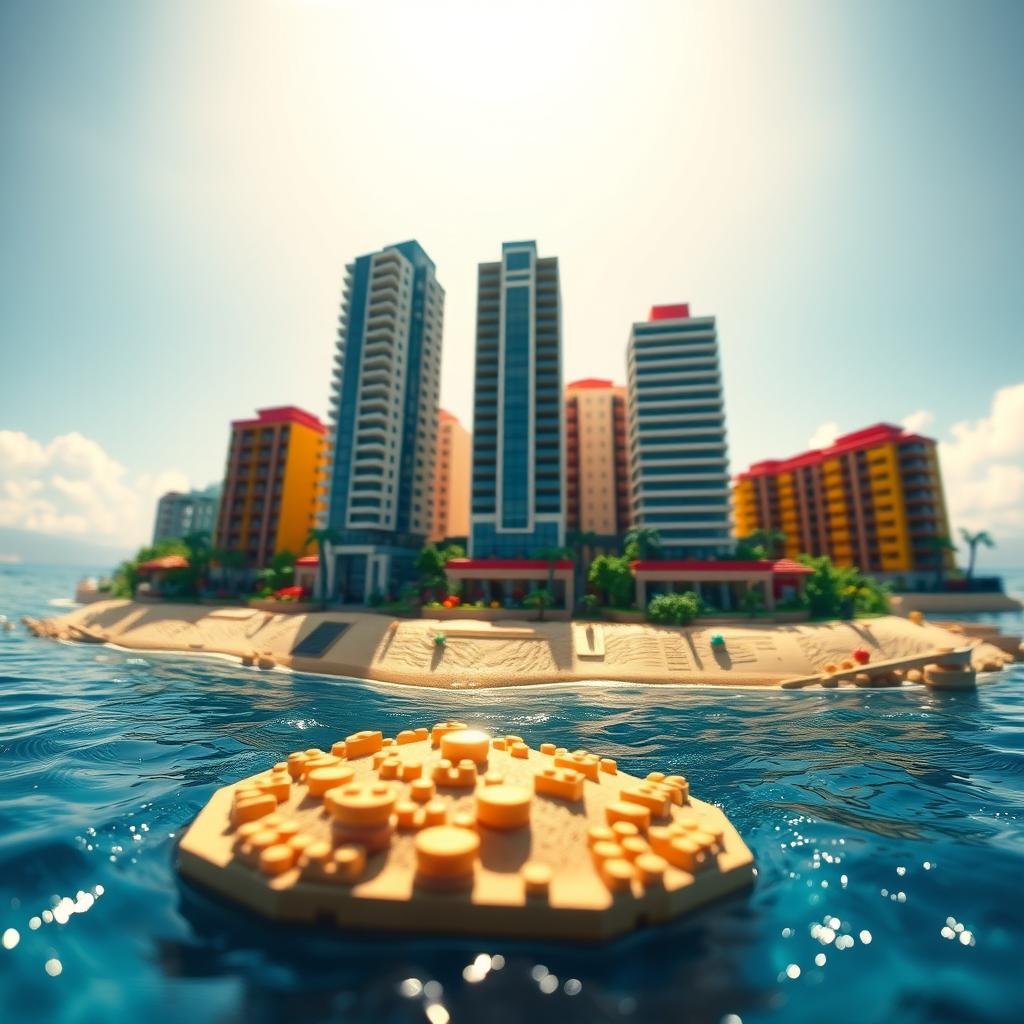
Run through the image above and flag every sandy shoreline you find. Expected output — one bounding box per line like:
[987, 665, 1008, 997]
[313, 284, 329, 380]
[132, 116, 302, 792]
[25, 600, 1019, 690]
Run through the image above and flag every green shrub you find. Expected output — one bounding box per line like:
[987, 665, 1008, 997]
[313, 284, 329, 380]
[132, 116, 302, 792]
[581, 593, 601, 616]
[367, 590, 384, 608]
[800, 555, 891, 618]
[647, 591, 700, 626]
[588, 555, 635, 609]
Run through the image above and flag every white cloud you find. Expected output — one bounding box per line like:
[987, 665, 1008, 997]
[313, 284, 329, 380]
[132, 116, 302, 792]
[931, 382, 1024, 543]
[0, 430, 190, 547]
[806, 420, 840, 450]
[901, 409, 934, 435]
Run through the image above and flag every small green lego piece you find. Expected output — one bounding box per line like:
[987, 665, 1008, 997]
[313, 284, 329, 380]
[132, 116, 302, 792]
[710, 633, 725, 647]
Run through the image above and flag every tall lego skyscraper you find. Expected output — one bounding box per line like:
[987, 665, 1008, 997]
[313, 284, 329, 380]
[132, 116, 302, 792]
[626, 304, 731, 558]
[325, 240, 444, 600]
[470, 241, 564, 557]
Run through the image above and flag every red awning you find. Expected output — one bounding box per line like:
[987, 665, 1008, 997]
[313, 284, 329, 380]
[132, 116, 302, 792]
[137, 555, 189, 572]
[446, 559, 573, 571]
[296, 555, 319, 566]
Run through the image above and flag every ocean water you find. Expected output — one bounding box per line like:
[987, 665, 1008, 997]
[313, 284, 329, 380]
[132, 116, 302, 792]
[1, 563, 1023, 1024]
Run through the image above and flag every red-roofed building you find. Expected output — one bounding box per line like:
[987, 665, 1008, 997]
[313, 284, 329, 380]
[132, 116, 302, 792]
[565, 378, 630, 543]
[734, 423, 953, 581]
[214, 406, 326, 570]
[445, 558, 575, 618]
[630, 558, 812, 611]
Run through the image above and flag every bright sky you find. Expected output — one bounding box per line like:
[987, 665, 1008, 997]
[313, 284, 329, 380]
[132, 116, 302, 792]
[2, 0, 1023, 563]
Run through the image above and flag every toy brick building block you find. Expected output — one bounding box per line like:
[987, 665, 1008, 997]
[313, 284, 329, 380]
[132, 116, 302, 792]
[177, 725, 755, 940]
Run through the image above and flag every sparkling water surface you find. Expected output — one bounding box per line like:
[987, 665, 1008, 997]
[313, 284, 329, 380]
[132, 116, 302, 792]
[2, 564, 1023, 1024]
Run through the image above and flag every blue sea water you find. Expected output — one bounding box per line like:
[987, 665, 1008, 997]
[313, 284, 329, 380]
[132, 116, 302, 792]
[1, 564, 1023, 1024]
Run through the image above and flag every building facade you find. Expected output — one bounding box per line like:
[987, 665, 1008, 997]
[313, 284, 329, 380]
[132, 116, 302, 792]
[470, 241, 564, 558]
[733, 423, 954, 581]
[152, 484, 221, 544]
[324, 240, 443, 600]
[565, 378, 630, 545]
[430, 408, 471, 544]
[626, 304, 731, 558]
[214, 406, 325, 567]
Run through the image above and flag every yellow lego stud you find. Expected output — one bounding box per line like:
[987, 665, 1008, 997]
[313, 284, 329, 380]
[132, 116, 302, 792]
[540, 742, 556, 755]
[330, 845, 368, 883]
[600, 758, 618, 775]
[522, 862, 552, 898]
[510, 741, 529, 759]
[483, 771, 504, 786]
[232, 793, 277, 827]
[535, 766, 584, 801]
[330, 741, 347, 758]
[476, 784, 533, 830]
[600, 858, 635, 892]
[621, 784, 672, 818]
[378, 757, 402, 780]
[252, 771, 291, 802]
[491, 737, 507, 750]
[401, 761, 423, 781]
[423, 800, 448, 827]
[345, 730, 383, 760]
[410, 778, 435, 804]
[415, 826, 480, 885]
[606, 800, 651, 832]
[259, 843, 296, 876]
[909, 610, 924, 625]
[324, 783, 396, 826]
[432, 758, 478, 788]
[634, 852, 668, 885]
[307, 764, 355, 796]
[440, 729, 491, 764]
[397, 727, 429, 745]
[431, 721, 469, 747]
[555, 751, 600, 781]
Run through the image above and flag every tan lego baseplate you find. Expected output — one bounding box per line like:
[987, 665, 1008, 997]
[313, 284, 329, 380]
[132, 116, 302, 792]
[177, 723, 755, 940]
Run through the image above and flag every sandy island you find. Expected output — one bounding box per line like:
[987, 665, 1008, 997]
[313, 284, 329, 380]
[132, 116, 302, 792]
[24, 600, 1020, 690]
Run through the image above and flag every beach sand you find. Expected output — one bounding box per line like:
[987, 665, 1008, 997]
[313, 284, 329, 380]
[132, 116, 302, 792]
[26, 600, 1018, 689]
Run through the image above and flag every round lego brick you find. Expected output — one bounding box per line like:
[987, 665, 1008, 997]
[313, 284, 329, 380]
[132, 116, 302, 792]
[440, 729, 491, 764]
[324, 782, 396, 826]
[475, 784, 532, 830]
[307, 763, 355, 796]
[259, 843, 296, 876]
[415, 825, 480, 878]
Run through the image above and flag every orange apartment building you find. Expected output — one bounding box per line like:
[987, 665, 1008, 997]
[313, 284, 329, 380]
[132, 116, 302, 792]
[430, 408, 471, 543]
[733, 423, 953, 581]
[214, 406, 326, 568]
[565, 378, 631, 544]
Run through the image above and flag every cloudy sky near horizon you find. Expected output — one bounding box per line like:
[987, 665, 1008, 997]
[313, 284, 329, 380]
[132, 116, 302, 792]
[2, 0, 1022, 565]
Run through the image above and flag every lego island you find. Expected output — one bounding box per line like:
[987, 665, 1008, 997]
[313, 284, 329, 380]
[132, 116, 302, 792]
[178, 723, 754, 940]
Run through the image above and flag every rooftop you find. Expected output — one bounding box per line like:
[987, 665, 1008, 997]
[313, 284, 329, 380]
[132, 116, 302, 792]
[737, 423, 935, 480]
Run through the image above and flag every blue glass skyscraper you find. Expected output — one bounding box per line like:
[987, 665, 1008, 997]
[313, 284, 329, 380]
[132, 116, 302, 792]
[470, 242, 564, 557]
[324, 240, 444, 600]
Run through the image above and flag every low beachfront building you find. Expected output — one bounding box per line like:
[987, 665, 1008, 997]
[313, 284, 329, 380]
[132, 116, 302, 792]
[631, 558, 812, 612]
[444, 558, 575, 618]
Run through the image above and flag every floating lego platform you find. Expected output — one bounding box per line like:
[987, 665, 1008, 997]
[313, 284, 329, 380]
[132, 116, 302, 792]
[177, 724, 755, 940]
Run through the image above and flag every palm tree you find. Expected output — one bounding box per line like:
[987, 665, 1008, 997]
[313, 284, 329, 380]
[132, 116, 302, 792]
[306, 527, 343, 603]
[624, 526, 662, 562]
[744, 528, 787, 560]
[927, 535, 957, 590]
[959, 528, 994, 583]
[181, 531, 212, 595]
[210, 547, 246, 594]
[565, 529, 597, 611]
[532, 545, 573, 620]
